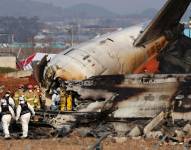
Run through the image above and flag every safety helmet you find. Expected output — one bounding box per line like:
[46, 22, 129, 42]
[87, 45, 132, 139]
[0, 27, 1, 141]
[27, 84, 33, 89]
[5, 91, 11, 98]
[5, 94, 10, 98]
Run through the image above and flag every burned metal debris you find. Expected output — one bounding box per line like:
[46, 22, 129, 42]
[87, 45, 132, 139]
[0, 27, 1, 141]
[63, 74, 190, 118]
[159, 35, 191, 73]
[20, 74, 189, 143]
[1, 73, 190, 147]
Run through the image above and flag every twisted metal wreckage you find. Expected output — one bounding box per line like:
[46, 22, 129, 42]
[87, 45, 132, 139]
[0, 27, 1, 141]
[33, 0, 191, 138]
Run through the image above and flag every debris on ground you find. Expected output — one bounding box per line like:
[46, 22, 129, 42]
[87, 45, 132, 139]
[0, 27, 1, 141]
[129, 126, 142, 137]
[144, 112, 165, 134]
[0, 72, 191, 149]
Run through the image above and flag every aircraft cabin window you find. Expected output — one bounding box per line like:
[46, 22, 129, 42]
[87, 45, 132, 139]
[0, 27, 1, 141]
[83, 55, 90, 60]
[62, 48, 75, 55]
[144, 94, 155, 101]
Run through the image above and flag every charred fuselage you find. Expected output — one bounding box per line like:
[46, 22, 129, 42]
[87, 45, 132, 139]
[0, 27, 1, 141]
[64, 74, 191, 119]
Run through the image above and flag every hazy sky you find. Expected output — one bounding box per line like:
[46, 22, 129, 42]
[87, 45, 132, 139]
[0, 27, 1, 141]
[33, 0, 166, 14]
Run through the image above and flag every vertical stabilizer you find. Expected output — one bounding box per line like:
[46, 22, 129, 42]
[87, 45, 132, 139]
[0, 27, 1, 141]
[134, 0, 191, 46]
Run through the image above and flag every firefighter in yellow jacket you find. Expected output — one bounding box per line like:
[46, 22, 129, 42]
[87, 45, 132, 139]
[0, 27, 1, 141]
[66, 91, 73, 111]
[13, 84, 25, 106]
[60, 89, 73, 111]
[24, 85, 36, 108]
[60, 88, 67, 112]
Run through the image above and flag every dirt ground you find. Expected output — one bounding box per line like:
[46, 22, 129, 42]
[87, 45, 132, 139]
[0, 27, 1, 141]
[0, 137, 186, 150]
[0, 75, 37, 96]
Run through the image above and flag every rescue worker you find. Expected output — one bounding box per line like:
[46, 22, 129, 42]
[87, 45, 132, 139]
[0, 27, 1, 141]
[66, 91, 73, 111]
[33, 85, 41, 109]
[16, 96, 35, 138]
[60, 90, 73, 111]
[0, 98, 15, 138]
[4, 91, 15, 109]
[24, 85, 36, 108]
[60, 88, 67, 112]
[51, 88, 60, 111]
[14, 84, 25, 106]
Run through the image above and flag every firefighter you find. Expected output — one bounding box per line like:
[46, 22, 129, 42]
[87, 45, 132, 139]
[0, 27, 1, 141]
[60, 90, 73, 111]
[60, 88, 67, 112]
[16, 96, 35, 138]
[51, 88, 60, 111]
[66, 91, 73, 111]
[0, 98, 15, 138]
[24, 85, 35, 108]
[14, 84, 25, 106]
[33, 85, 41, 109]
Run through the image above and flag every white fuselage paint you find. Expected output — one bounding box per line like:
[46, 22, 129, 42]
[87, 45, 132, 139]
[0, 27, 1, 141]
[44, 24, 168, 81]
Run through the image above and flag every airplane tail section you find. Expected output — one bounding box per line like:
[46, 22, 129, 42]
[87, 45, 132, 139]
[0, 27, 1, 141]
[134, 0, 191, 46]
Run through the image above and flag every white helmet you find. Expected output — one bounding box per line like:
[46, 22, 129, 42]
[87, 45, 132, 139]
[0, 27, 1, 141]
[5, 94, 10, 98]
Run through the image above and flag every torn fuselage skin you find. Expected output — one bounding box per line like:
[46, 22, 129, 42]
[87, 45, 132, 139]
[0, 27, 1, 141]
[61, 74, 191, 119]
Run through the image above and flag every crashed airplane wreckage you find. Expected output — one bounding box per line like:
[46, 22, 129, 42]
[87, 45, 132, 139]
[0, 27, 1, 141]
[35, 74, 191, 138]
[64, 74, 191, 120]
[33, 0, 191, 137]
